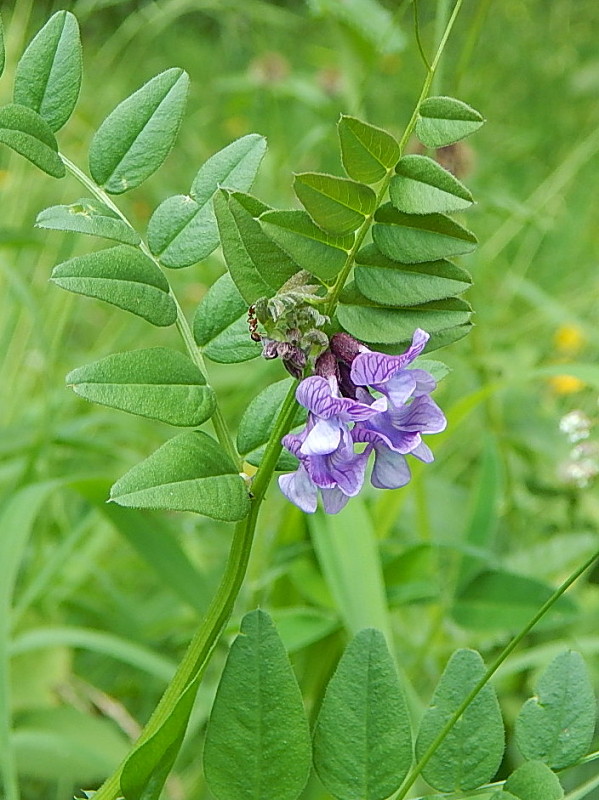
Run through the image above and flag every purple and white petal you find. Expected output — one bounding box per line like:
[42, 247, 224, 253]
[350, 329, 430, 387]
[321, 487, 351, 514]
[278, 467, 318, 513]
[408, 368, 437, 397]
[393, 395, 446, 434]
[296, 376, 337, 418]
[354, 415, 422, 454]
[301, 417, 342, 455]
[411, 441, 434, 463]
[371, 446, 411, 489]
[375, 370, 417, 407]
[328, 448, 369, 496]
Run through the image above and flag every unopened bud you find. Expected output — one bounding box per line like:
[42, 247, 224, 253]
[330, 332, 362, 364]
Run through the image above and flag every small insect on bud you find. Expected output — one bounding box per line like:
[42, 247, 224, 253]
[247, 304, 262, 342]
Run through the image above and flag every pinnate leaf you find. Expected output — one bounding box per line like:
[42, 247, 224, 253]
[515, 651, 595, 769]
[203, 610, 311, 800]
[416, 96, 484, 148]
[313, 628, 412, 800]
[0, 103, 64, 177]
[50, 245, 177, 327]
[66, 348, 215, 427]
[503, 760, 563, 800]
[390, 155, 473, 215]
[13, 11, 82, 132]
[338, 115, 399, 183]
[36, 197, 140, 245]
[415, 649, 505, 792]
[294, 172, 376, 235]
[110, 431, 250, 521]
[89, 68, 189, 194]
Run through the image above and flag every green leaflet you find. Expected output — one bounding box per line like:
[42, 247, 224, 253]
[147, 135, 267, 268]
[89, 68, 189, 194]
[66, 348, 215, 427]
[193, 273, 261, 363]
[110, 431, 250, 521]
[503, 761, 564, 800]
[0, 103, 64, 177]
[13, 11, 82, 132]
[203, 610, 312, 800]
[415, 649, 505, 792]
[294, 172, 376, 235]
[260, 209, 353, 282]
[354, 243, 471, 307]
[337, 114, 400, 183]
[390, 155, 473, 215]
[373, 203, 477, 264]
[50, 245, 177, 327]
[36, 198, 141, 245]
[313, 629, 412, 800]
[515, 651, 595, 769]
[416, 96, 485, 148]
[214, 190, 298, 303]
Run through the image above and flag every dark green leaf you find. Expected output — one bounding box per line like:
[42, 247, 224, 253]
[260, 209, 353, 282]
[50, 245, 177, 327]
[415, 649, 505, 792]
[0, 103, 64, 177]
[66, 348, 215, 427]
[313, 628, 412, 800]
[13, 11, 82, 132]
[203, 610, 311, 800]
[373, 204, 477, 264]
[193, 273, 261, 363]
[338, 115, 400, 183]
[368, 323, 473, 355]
[110, 431, 250, 521]
[515, 651, 595, 769]
[294, 172, 376, 235]
[503, 761, 563, 800]
[355, 243, 471, 307]
[147, 135, 266, 268]
[416, 96, 485, 148]
[89, 68, 189, 194]
[36, 198, 140, 245]
[390, 155, 473, 215]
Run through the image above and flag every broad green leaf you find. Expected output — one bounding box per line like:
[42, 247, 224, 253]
[0, 103, 64, 177]
[294, 172, 376, 235]
[0, 14, 6, 78]
[355, 243, 471, 307]
[110, 431, 250, 521]
[515, 651, 595, 769]
[313, 628, 412, 800]
[89, 68, 189, 194]
[50, 245, 177, 327]
[366, 323, 473, 355]
[415, 649, 505, 792]
[13, 11, 82, 132]
[260, 209, 353, 282]
[237, 378, 306, 470]
[490, 793, 520, 800]
[214, 190, 298, 303]
[390, 155, 473, 215]
[373, 204, 477, 264]
[36, 198, 140, 245]
[193, 273, 261, 363]
[503, 761, 563, 800]
[452, 570, 577, 632]
[416, 96, 484, 148]
[66, 348, 215, 427]
[147, 134, 267, 268]
[203, 610, 311, 800]
[338, 114, 400, 183]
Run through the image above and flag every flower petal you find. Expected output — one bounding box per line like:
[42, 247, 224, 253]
[321, 487, 351, 514]
[371, 446, 411, 489]
[409, 368, 437, 396]
[394, 395, 446, 434]
[350, 329, 430, 386]
[278, 467, 318, 513]
[376, 370, 417, 407]
[301, 417, 342, 455]
[411, 441, 434, 463]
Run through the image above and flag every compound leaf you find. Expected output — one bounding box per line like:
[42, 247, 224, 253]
[390, 155, 473, 215]
[36, 197, 140, 245]
[416, 96, 484, 148]
[0, 103, 64, 177]
[337, 115, 399, 183]
[294, 172, 376, 235]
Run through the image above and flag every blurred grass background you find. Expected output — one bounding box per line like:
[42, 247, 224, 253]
[1, 0, 599, 798]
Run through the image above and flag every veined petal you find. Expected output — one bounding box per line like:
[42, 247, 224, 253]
[321, 487, 351, 514]
[350, 329, 430, 386]
[328, 448, 369, 496]
[296, 376, 338, 417]
[375, 370, 417, 407]
[409, 368, 437, 396]
[371, 446, 411, 489]
[279, 468, 318, 513]
[393, 395, 446, 434]
[301, 417, 342, 455]
[354, 416, 422, 454]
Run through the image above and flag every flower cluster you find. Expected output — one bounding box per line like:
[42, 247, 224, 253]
[278, 329, 446, 513]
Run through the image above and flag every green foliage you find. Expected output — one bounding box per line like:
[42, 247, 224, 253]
[502, 760, 564, 800]
[293, 172, 376, 235]
[0, 103, 64, 177]
[337, 115, 400, 183]
[415, 96, 485, 148]
[36, 198, 141, 245]
[390, 155, 473, 215]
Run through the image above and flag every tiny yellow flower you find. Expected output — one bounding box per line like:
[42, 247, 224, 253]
[553, 324, 585, 355]
[548, 374, 586, 394]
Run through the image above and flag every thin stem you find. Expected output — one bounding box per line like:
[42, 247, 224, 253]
[413, 0, 432, 72]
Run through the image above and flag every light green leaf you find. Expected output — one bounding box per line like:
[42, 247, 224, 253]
[355, 324, 472, 356]
[66, 348, 215, 427]
[390, 155, 473, 215]
[260, 209, 353, 282]
[50, 245, 177, 327]
[415, 649, 505, 792]
[13, 11, 82, 132]
[294, 172, 376, 235]
[416, 96, 484, 148]
[355, 243, 471, 307]
[110, 431, 250, 521]
[515, 651, 596, 769]
[373, 204, 477, 264]
[89, 68, 189, 194]
[313, 629, 412, 800]
[193, 273, 261, 363]
[310, 0, 405, 56]
[0, 103, 64, 177]
[269, 607, 339, 654]
[503, 761, 563, 800]
[203, 610, 312, 800]
[36, 197, 140, 245]
[147, 134, 267, 268]
[337, 115, 400, 183]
